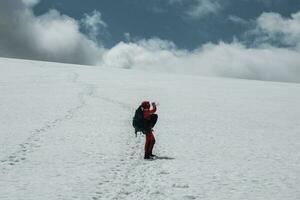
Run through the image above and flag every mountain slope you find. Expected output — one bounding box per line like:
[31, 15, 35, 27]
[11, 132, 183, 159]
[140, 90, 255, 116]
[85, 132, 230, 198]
[1, 57, 300, 200]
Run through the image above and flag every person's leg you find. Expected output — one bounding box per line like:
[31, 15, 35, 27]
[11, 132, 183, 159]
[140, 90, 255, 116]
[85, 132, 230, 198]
[149, 133, 156, 156]
[144, 132, 152, 159]
[144, 115, 157, 159]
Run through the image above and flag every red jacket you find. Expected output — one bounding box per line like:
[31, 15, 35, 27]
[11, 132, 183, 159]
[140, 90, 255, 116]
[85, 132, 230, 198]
[143, 105, 156, 120]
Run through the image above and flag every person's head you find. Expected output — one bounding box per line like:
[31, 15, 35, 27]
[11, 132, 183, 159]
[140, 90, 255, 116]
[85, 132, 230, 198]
[141, 101, 150, 109]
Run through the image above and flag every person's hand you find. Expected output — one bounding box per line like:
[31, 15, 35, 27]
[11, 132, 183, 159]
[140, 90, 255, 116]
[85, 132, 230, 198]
[151, 102, 156, 107]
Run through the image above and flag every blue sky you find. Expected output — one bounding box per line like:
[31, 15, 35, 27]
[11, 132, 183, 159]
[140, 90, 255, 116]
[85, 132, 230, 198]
[0, 0, 300, 83]
[33, 0, 300, 49]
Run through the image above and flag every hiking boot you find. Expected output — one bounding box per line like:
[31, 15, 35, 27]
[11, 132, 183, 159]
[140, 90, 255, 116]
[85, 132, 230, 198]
[149, 154, 156, 157]
[144, 155, 151, 159]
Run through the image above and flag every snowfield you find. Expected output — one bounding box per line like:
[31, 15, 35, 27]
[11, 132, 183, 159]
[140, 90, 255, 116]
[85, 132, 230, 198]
[1, 57, 300, 200]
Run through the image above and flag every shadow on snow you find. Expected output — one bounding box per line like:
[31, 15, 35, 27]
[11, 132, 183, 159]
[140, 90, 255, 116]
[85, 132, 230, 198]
[154, 156, 175, 160]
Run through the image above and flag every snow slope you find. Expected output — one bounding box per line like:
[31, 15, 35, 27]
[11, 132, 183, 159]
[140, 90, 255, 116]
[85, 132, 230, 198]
[0, 57, 300, 200]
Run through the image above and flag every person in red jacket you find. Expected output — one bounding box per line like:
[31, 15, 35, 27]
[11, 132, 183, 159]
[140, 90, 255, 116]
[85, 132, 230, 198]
[141, 101, 158, 159]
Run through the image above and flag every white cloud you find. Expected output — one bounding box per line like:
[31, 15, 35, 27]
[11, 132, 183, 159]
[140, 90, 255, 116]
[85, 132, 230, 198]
[167, 0, 222, 19]
[81, 10, 107, 42]
[101, 39, 300, 83]
[228, 15, 249, 25]
[22, 0, 39, 7]
[188, 0, 222, 18]
[124, 33, 131, 42]
[101, 39, 183, 70]
[256, 11, 300, 46]
[0, 0, 104, 65]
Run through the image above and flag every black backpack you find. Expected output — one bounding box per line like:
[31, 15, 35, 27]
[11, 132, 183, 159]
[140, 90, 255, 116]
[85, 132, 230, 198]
[132, 106, 146, 135]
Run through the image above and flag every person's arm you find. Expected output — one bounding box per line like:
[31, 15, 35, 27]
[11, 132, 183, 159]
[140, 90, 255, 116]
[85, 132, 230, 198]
[143, 102, 157, 119]
[150, 102, 157, 114]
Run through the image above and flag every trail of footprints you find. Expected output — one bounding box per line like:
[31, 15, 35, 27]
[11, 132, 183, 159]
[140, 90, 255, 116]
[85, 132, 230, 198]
[0, 83, 95, 170]
[0, 118, 62, 169]
[91, 142, 141, 200]
[89, 99, 167, 200]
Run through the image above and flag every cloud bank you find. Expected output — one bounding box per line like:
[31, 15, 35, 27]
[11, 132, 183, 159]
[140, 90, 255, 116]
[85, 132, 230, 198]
[0, 0, 299, 83]
[101, 9, 300, 83]
[0, 0, 103, 65]
[101, 39, 300, 83]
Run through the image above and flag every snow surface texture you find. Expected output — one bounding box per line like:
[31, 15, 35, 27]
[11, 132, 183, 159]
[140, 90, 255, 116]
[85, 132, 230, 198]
[0, 57, 300, 200]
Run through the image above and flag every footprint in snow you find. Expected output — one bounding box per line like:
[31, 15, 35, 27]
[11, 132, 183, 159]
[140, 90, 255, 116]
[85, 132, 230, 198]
[183, 195, 197, 200]
[159, 170, 169, 175]
[172, 183, 189, 189]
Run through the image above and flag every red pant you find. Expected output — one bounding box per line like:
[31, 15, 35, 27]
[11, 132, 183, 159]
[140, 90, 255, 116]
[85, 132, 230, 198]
[145, 131, 155, 156]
